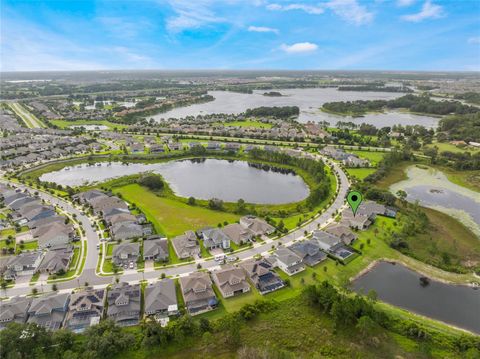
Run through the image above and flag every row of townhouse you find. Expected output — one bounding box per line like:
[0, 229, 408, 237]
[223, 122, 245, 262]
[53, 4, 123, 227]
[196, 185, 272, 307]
[170, 216, 275, 260]
[0, 279, 178, 332]
[1, 129, 102, 170]
[110, 235, 169, 267]
[319, 146, 371, 168]
[0, 256, 286, 332]
[268, 201, 398, 276]
[74, 190, 149, 242]
[180, 257, 286, 315]
[0, 184, 78, 280]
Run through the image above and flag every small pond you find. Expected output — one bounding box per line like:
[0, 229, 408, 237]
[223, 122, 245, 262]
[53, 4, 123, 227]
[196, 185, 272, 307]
[39, 159, 310, 204]
[352, 261, 480, 333]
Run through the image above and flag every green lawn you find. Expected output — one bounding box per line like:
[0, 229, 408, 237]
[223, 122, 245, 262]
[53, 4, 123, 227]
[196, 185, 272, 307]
[20, 240, 38, 251]
[345, 167, 376, 180]
[425, 141, 480, 154]
[350, 150, 387, 165]
[0, 228, 16, 239]
[112, 184, 240, 237]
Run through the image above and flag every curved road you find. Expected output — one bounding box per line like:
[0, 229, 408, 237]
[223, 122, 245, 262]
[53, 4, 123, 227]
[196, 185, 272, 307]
[1, 155, 350, 297]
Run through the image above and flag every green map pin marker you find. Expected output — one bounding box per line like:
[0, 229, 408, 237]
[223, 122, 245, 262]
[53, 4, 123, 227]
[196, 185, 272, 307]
[347, 191, 363, 216]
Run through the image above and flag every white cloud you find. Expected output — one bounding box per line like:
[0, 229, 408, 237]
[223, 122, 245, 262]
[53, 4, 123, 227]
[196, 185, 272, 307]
[267, 3, 324, 15]
[401, 1, 445, 22]
[397, 0, 416, 7]
[325, 0, 374, 25]
[166, 0, 225, 33]
[468, 37, 480, 44]
[267, 1, 373, 25]
[280, 42, 318, 53]
[248, 25, 279, 34]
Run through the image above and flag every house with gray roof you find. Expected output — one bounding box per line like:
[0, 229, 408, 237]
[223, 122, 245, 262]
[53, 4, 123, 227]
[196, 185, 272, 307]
[201, 228, 230, 250]
[37, 247, 73, 275]
[36, 222, 74, 249]
[272, 247, 305, 276]
[240, 258, 284, 295]
[27, 293, 70, 331]
[64, 288, 105, 333]
[0, 296, 32, 329]
[290, 240, 327, 267]
[179, 272, 218, 315]
[4, 251, 44, 280]
[312, 230, 355, 261]
[312, 230, 343, 251]
[211, 265, 250, 298]
[341, 210, 373, 230]
[112, 242, 140, 267]
[171, 231, 200, 259]
[222, 223, 253, 245]
[143, 238, 169, 262]
[144, 279, 178, 317]
[106, 282, 141, 327]
[325, 223, 357, 245]
[239, 216, 275, 237]
[110, 221, 143, 241]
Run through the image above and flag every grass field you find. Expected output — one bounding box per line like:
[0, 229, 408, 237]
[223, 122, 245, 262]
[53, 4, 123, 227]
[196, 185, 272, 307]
[399, 207, 480, 271]
[49, 119, 128, 130]
[112, 184, 240, 237]
[425, 141, 480, 154]
[346, 167, 376, 180]
[350, 150, 387, 165]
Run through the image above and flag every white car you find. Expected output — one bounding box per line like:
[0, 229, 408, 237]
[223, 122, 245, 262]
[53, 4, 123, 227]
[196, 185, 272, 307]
[129, 262, 134, 269]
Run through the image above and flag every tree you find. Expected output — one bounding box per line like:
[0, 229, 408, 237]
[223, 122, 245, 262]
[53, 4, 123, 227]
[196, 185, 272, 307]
[188, 196, 196, 205]
[138, 174, 164, 191]
[396, 190, 407, 203]
[52, 284, 58, 291]
[236, 198, 246, 213]
[356, 315, 376, 338]
[84, 320, 135, 358]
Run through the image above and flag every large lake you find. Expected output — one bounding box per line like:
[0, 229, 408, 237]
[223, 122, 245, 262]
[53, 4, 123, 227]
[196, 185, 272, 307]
[390, 165, 480, 237]
[40, 159, 310, 204]
[152, 89, 440, 128]
[352, 261, 480, 333]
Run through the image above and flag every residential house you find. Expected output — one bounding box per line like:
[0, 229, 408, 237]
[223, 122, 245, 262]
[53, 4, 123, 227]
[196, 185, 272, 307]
[211, 265, 250, 298]
[37, 247, 73, 275]
[239, 258, 285, 294]
[106, 282, 141, 327]
[143, 238, 169, 262]
[4, 251, 44, 280]
[290, 240, 327, 267]
[27, 293, 70, 331]
[64, 288, 105, 333]
[312, 230, 355, 261]
[110, 221, 143, 241]
[144, 279, 178, 317]
[201, 228, 230, 250]
[0, 296, 31, 329]
[179, 272, 218, 315]
[272, 247, 305, 276]
[239, 216, 275, 237]
[35, 222, 74, 249]
[171, 231, 200, 259]
[112, 242, 140, 267]
[222, 223, 253, 246]
[324, 223, 357, 245]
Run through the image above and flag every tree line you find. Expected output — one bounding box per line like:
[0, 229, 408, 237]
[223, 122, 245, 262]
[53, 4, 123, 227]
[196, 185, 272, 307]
[322, 94, 480, 117]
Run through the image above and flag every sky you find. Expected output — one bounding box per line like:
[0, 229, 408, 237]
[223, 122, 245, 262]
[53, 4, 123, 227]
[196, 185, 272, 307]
[1, 0, 479, 72]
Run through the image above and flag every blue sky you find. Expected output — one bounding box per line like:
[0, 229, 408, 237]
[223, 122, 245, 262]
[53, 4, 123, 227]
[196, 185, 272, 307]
[1, 0, 479, 71]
